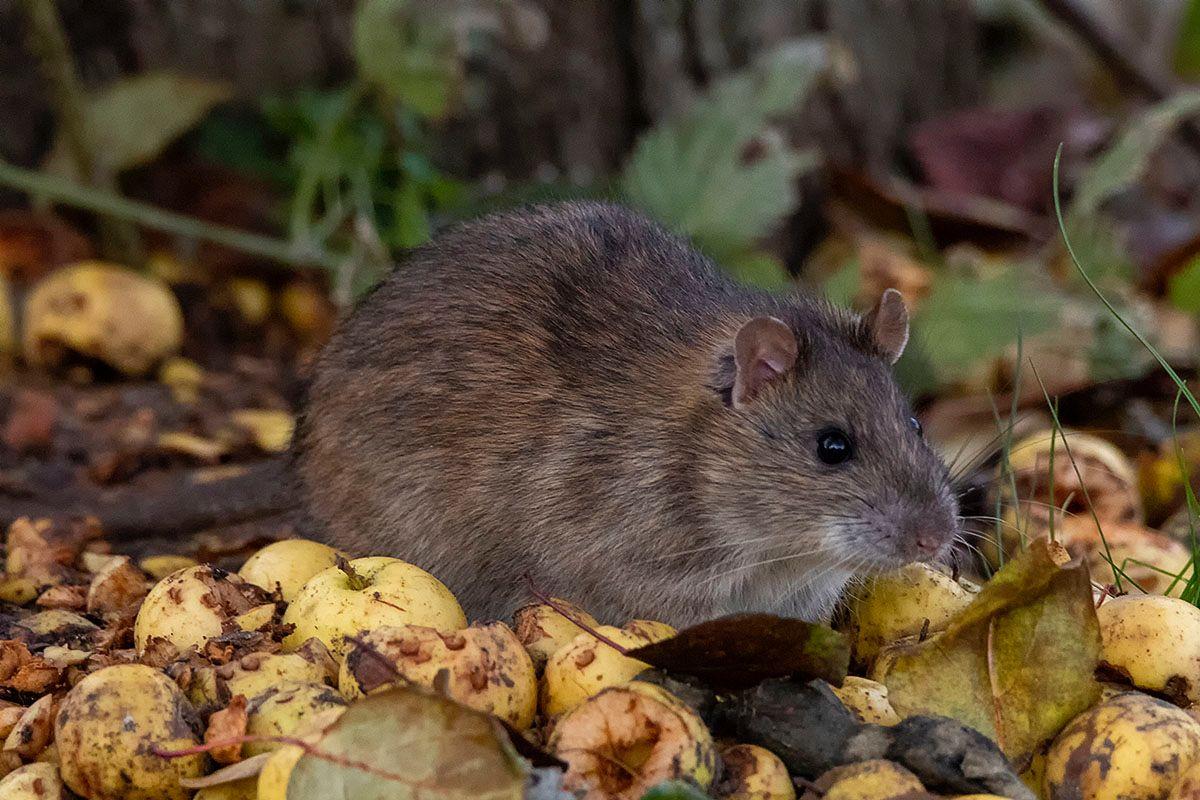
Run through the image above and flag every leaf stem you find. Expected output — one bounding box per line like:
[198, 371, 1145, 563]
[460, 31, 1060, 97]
[0, 159, 342, 272]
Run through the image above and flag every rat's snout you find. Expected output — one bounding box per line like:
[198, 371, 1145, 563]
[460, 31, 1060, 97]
[893, 509, 958, 564]
[860, 506, 958, 568]
[909, 525, 950, 561]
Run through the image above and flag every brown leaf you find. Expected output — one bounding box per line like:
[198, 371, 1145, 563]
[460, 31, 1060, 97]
[86, 555, 149, 620]
[205, 694, 249, 765]
[5, 517, 98, 585]
[0, 641, 27, 682]
[287, 687, 527, 800]
[202, 566, 272, 620]
[854, 239, 933, 312]
[625, 614, 849, 690]
[0, 641, 62, 694]
[140, 636, 183, 669]
[35, 583, 88, 611]
[828, 166, 1046, 250]
[908, 106, 1079, 214]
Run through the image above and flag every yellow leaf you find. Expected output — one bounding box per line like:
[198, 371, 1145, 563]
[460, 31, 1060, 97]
[879, 539, 1101, 771]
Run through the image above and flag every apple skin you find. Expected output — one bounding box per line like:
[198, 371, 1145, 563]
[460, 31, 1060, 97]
[239, 538, 345, 601]
[282, 556, 467, 659]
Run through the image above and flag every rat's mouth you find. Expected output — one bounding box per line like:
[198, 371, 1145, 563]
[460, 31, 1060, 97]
[831, 517, 959, 575]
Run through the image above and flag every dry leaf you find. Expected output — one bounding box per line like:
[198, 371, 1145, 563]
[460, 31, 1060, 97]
[879, 538, 1101, 771]
[205, 694, 249, 765]
[626, 614, 849, 690]
[180, 752, 272, 789]
[287, 687, 527, 800]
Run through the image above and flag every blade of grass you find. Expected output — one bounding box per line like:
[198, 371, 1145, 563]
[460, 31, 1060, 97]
[1053, 145, 1200, 420]
[987, 332, 1027, 566]
[1029, 360, 1134, 591]
[1009, 333, 1027, 553]
[1165, 390, 1200, 603]
[1047, 398, 1058, 545]
[1054, 144, 1200, 598]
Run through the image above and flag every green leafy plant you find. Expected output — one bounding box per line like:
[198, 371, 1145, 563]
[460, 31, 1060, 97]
[639, 781, 711, 800]
[823, 90, 1200, 399]
[259, 0, 465, 301]
[620, 40, 826, 290]
[821, 252, 1059, 397]
[1169, 256, 1200, 315]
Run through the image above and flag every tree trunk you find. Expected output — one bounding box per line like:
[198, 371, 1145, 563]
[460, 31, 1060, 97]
[1, 0, 982, 176]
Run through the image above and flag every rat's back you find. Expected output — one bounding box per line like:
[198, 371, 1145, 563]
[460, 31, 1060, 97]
[301, 202, 744, 621]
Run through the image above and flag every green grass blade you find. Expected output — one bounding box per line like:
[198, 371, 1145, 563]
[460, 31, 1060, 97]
[1053, 146, 1200, 420]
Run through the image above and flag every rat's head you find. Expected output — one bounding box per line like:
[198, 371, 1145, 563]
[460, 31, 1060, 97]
[705, 290, 959, 599]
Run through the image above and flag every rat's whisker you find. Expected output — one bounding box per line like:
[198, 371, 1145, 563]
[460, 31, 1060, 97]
[695, 548, 847, 589]
[650, 534, 796, 561]
[958, 527, 1004, 548]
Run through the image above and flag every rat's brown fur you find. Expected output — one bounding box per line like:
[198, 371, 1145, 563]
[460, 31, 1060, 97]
[300, 202, 958, 625]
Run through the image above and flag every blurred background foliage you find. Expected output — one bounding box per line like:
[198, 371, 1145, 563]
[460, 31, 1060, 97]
[4, 0, 1200, 403]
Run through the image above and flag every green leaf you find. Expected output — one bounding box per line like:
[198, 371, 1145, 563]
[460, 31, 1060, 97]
[1089, 312, 1153, 382]
[1176, 0, 1200, 80]
[1071, 90, 1200, 219]
[287, 688, 528, 800]
[880, 539, 1102, 771]
[912, 267, 1058, 386]
[1169, 255, 1200, 314]
[353, 0, 460, 119]
[820, 258, 861, 307]
[620, 40, 825, 267]
[639, 781, 711, 800]
[392, 181, 432, 249]
[721, 251, 791, 291]
[43, 71, 231, 180]
[192, 112, 292, 186]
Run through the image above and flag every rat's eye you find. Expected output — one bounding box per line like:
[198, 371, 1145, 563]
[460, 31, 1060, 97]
[816, 428, 854, 465]
[910, 416, 923, 436]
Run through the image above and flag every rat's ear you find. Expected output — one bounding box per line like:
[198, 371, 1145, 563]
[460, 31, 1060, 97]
[733, 316, 799, 408]
[863, 288, 909, 365]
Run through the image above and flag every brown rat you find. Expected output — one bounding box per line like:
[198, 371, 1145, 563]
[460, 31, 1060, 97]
[300, 202, 959, 625]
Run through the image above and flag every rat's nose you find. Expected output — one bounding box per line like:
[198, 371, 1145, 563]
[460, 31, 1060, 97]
[907, 524, 952, 561]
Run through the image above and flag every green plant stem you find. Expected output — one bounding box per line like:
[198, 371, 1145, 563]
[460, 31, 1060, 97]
[1053, 146, 1200, 420]
[16, 0, 142, 263]
[0, 159, 341, 272]
[1029, 361, 1133, 592]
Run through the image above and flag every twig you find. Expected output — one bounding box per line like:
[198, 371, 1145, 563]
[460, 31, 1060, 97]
[522, 573, 631, 655]
[1037, 0, 1200, 158]
[793, 775, 826, 797]
[0, 160, 342, 272]
[16, 0, 142, 262]
[155, 735, 426, 786]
